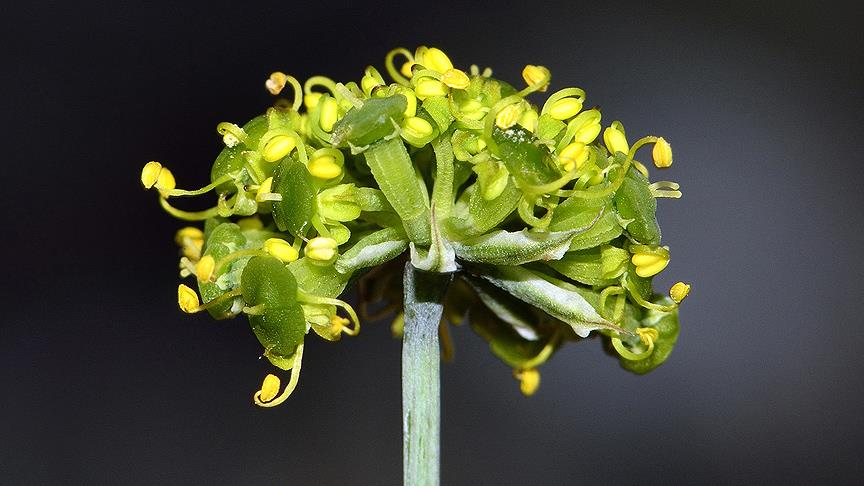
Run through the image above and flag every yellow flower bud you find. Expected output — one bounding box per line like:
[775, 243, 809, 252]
[653, 137, 673, 168]
[196, 255, 215, 283]
[521, 64, 550, 91]
[264, 238, 300, 263]
[495, 104, 523, 129]
[256, 177, 274, 202]
[441, 68, 470, 89]
[603, 125, 629, 155]
[415, 78, 448, 100]
[305, 236, 338, 263]
[319, 97, 339, 132]
[631, 251, 670, 277]
[558, 142, 588, 171]
[308, 154, 343, 179]
[258, 374, 281, 403]
[141, 161, 163, 189]
[516, 368, 540, 396]
[177, 284, 200, 313]
[669, 281, 691, 303]
[401, 116, 434, 141]
[421, 47, 453, 73]
[548, 97, 583, 121]
[265, 71, 288, 95]
[304, 92, 322, 110]
[174, 227, 204, 246]
[261, 135, 296, 162]
[155, 167, 176, 192]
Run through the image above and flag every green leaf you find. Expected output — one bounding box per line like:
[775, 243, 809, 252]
[474, 265, 623, 338]
[453, 227, 587, 266]
[614, 167, 661, 245]
[331, 95, 407, 147]
[272, 157, 316, 237]
[241, 256, 298, 308]
[249, 306, 306, 370]
[364, 138, 430, 245]
[335, 226, 408, 275]
[465, 277, 541, 340]
[318, 184, 362, 222]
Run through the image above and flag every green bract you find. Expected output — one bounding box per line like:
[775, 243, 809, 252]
[144, 45, 689, 404]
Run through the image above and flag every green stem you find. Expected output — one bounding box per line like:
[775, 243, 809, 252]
[402, 263, 451, 486]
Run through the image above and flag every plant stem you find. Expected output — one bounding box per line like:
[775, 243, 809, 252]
[402, 263, 451, 486]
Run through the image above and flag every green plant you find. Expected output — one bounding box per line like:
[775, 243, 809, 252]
[142, 46, 690, 485]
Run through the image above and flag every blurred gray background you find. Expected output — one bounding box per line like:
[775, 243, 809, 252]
[2, 0, 863, 484]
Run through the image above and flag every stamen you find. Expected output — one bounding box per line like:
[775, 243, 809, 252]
[254, 344, 304, 407]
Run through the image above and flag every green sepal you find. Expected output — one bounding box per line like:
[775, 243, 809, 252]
[210, 116, 269, 190]
[287, 257, 350, 298]
[317, 184, 362, 222]
[547, 245, 629, 286]
[614, 167, 661, 245]
[331, 95, 407, 147]
[249, 306, 307, 370]
[272, 157, 316, 237]
[617, 300, 679, 374]
[549, 195, 623, 250]
[450, 179, 521, 237]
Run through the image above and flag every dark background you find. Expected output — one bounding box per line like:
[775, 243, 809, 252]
[3, 0, 863, 484]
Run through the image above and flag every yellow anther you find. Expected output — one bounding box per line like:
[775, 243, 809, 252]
[330, 315, 350, 334]
[318, 97, 339, 132]
[305, 236, 339, 262]
[181, 238, 203, 261]
[360, 67, 384, 96]
[572, 109, 602, 144]
[394, 86, 418, 117]
[401, 116, 434, 140]
[636, 327, 660, 347]
[258, 374, 281, 403]
[421, 47, 453, 73]
[308, 154, 343, 179]
[264, 238, 300, 263]
[548, 97, 583, 121]
[558, 142, 588, 171]
[415, 78, 448, 100]
[237, 216, 264, 231]
[155, 167, 176, 193]
[400, 61, 415, 78]
[495, 104, 523, 129]
[515, 368, 540, 397]
[256, 177, 274, 202]
[670, 281, 691, 303]
[521, 64, 550, 91]
[265, 71, 288, 95]
[177, 284, 200, 313]
[304, 92, 322, 110]
[174, 227, 204, 246]
[441, 68, 470, 89]
[261, 135, 296, 162]
[653, 137, 673, 168]
[631, 251, 670, 277]
[141, 161, 163, 189]
[603, 125, 629, 155]
[518, 108, 539, 132]
[196, 255, 215, 283]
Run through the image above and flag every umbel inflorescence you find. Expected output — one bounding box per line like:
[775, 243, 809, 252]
[142, 46, 690, 406]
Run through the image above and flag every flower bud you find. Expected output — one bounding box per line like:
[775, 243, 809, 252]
[653, 137, 673, 168]
[308, 151, 344, 179]
[558, 142, 588, 171]
[305, 236, 339, 263]
[318, 97, 339, 132]
[264, 238, 300, 263]
[669, 281, 690, 303]
[415, 78, 448, 100]
[421, 47, 453, 73]
[495, 104, 523, 129]
[401, 116, 434, 143]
